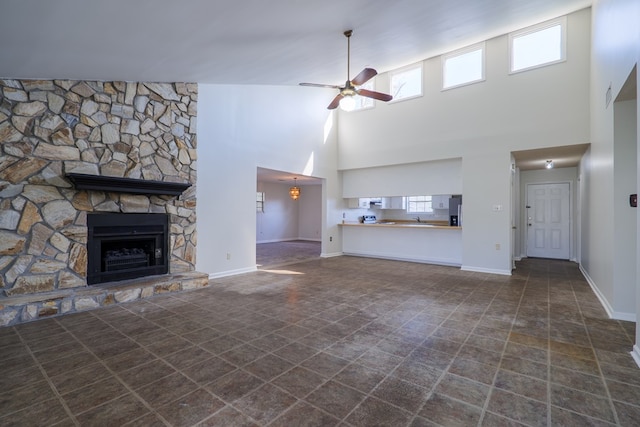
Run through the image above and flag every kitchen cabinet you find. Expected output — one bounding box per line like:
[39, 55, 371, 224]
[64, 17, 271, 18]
[432, 195, 450, 210]
[347, 198, 371, 209]
[381, 197, 404, 209]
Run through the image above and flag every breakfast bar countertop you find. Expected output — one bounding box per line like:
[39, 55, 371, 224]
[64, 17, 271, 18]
[339, 221, 461, 230]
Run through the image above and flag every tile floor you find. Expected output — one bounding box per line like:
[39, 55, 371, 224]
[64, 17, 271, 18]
[1, 254, 639, 426]
[256, 240, 321, 269]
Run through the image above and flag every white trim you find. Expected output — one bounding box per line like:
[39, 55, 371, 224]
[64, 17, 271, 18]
[579, 264, 636, 322]
[631, 346, 640, 368]
[508, 15, 567, 74]
[461, 265, 512, 276]
[208, 266, 257, 279]
[441, 42, 486, 90]
[257, 238, 321, 244]
[321, 251, 343, 258]
[343, 251, 461, 267]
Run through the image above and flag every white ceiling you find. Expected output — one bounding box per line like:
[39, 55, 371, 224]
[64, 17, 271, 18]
[0, 0, 590, 86]
[257, 168, 321, 186]
[1, 0, 592, 175]
[512, 144, 590, 171]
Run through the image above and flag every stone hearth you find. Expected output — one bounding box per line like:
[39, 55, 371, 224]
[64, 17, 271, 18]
[0, 79, 206, 326]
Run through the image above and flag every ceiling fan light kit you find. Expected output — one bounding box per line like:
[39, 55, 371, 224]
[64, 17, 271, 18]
[300, 30, 393, 110]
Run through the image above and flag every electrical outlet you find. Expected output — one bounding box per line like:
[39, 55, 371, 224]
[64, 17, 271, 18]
[226, 253, 230, 260]
[495, 243, 500, 250]
[329, 236, 333, 242]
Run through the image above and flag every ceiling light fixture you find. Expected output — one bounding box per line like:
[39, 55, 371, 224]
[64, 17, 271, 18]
[289, 177, 301, 200]
[339, 95, 356, 111]
[545, 160, 554, 169]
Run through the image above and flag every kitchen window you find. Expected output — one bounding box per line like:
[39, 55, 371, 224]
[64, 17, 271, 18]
[406, 195, 433, 213]
[390, 63, 423, 102]
[442, 43, 485, 90]
[509, 17, 566, 73]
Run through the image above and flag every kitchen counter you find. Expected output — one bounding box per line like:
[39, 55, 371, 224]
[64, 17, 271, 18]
[340, 221, 460, 230]
[340, 221, 462, 266]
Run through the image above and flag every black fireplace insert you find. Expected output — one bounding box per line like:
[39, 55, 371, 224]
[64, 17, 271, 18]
[87, 213, 169, 285]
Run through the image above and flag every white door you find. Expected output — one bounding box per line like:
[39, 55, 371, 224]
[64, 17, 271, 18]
[526, 183, 570, 259]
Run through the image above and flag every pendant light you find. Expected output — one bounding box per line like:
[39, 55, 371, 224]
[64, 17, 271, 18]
[289, 177, 301, 200]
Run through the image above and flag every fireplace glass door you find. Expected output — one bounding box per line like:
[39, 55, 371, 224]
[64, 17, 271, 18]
[87, 213, 169, 285]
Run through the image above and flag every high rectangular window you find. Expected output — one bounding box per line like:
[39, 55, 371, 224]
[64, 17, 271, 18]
[510, 17, 566, 73]
[442, 43, 485, 90]
[390, 64, 423, 102]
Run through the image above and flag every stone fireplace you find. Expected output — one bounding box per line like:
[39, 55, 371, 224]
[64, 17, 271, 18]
[0, 79, 209, 326]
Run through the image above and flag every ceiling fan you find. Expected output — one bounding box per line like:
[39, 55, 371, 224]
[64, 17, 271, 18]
[299, 30, 393, 111]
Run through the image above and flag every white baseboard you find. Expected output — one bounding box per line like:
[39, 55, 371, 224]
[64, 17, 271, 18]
[257, 238, 321, 244]
[461, 265, 512, 276]
[208, 266, 257, 279]
[342, 251, 461, 268]
[631, 345, 640, 368]
[579, 265, 636, 322]
[321, 252, 343, 258]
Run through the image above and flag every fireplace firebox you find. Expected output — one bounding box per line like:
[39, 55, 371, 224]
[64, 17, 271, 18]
[87, 213, 169, 285]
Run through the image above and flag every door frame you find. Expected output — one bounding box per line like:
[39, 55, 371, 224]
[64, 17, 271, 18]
[524, 180, 573, 260]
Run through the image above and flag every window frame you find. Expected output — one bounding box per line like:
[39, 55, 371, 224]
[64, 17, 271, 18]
[256, 191, 265, 213]
[441, 42, 486, 91]
[405, 195, 433, 214]
[508, 16, 567, 74]
[389, 63, 423, 103]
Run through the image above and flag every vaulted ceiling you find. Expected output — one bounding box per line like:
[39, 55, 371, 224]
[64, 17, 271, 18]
[0, 0, 590, 86]
[1, 1, 593, 173]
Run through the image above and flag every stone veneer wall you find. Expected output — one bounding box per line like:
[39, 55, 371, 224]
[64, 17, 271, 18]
[0, 79, 199, 323]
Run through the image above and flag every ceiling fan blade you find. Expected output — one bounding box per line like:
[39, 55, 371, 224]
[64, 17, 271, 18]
[357, 88, 393, 102]
[351, 68, 377, 86]
[299, 82, 341, 89]
[327, 93, 344, 110]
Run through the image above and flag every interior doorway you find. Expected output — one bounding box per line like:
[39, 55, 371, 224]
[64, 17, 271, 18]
[525, 182, 571, 259]
[256, 167, 324, 266]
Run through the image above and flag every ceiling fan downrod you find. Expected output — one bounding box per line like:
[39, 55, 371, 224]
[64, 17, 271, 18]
[344, 30, 353, 84]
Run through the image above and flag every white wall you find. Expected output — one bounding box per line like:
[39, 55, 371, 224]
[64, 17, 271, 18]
[587, 0, 640, 361]
[613, 99, 637, 317]
[518, 167, 579, 261]
[196, 84, 341, 277]
[256, 181, 299, 243]
[338, 8, 592, 274]
[342, 158, 462, 198]
[256, 182, 322, 243]
[297, 184, 323, 241]
[585, 0, 640, 327]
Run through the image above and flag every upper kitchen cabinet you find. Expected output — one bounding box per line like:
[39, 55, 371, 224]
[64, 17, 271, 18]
[347, 198, 371, 209]
[432, 195, 451, 210]
[381, 197, 404, 209]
